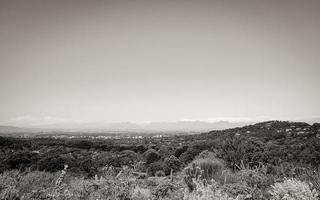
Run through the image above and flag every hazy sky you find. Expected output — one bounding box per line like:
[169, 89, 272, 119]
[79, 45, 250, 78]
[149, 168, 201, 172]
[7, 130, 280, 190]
[0, 0, 319, 126]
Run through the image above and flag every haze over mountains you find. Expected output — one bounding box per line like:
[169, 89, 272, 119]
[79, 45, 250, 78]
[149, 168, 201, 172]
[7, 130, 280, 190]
[1, 116, 320, 134]
[0, 118, 320, 134]
[0, 120, 253, 134]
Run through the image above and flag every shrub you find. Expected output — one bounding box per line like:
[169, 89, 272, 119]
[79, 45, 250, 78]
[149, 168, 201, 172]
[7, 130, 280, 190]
[238, 168, 270, 189]
[64, 176, 122, 200]
[79, 158, 98, 177]
[163, 155, 182, 175]
[37, 156, 65, 172]
[132, 186, 151, 200]
[95, 151, 114, 167]
[143, 149, 161, 164]
[174, 146, 188, 158]
[193, 158, 225, 181]
[183, 158, 226, 193]
[222, 182, 252, 198]
[155, 170, 166, 177]
[134, 161, 147, 172]
[5, 151, 38, 171]
[269, 178, 318, 200]
[62, 166, 136, 200]
[0, 170, 21, 200]
[152, 180, 177, 199]
[298, 168, 320, 194]
[183, 179, 236, 200]
[158, 145, 175, 159]
[0, 170, 57, 200]
[147, 161, 164, 176]
[118, 150, 140, 166]
[195, 150, 218, 160]
[179, 147, 202, 164]
[146, 177, 167, 188]
[219, 169, 239, 185]
[235, 167, 274, 199]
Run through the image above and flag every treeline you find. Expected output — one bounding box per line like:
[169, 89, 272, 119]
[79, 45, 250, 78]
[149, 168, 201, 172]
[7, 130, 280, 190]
[0, 135, 211, 177]
[1, 121, 320, 177]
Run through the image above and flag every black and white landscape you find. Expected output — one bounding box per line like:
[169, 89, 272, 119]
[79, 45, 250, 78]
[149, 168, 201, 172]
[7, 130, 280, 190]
[0, 0, 320, 199]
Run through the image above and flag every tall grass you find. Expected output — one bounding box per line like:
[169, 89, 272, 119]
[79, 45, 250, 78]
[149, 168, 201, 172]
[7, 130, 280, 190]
[1, 158, 319, 200]
[183, 179, 236, 200]
[184, 157, 238, 186]
[298, 168, 320, 193]
[0, 170, 57, 200]
[193, 158, 225, 181]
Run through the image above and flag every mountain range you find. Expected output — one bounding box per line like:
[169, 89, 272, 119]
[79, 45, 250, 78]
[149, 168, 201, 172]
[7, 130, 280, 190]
[0, 120, 252, 134]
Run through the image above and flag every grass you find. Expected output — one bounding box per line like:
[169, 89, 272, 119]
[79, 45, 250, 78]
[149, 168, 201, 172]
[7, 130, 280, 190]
[0, 154, 319, 200]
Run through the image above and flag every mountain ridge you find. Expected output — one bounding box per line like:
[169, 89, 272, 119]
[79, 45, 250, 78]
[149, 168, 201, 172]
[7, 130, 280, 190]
[0, 120, 252, 134]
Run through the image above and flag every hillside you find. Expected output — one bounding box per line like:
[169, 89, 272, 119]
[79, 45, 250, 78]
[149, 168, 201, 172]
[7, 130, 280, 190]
[191, 121, 320, 168]
[202, 120, 320, 139]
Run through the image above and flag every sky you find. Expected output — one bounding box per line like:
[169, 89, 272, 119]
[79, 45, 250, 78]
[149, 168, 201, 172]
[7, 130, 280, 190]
[0, 0, 320, 127]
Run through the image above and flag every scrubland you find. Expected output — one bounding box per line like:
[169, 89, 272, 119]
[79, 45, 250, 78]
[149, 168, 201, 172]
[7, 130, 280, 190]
[1, 121, 320, 199]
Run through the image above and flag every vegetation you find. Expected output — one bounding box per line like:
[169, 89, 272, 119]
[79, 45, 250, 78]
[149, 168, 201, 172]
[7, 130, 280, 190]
[269, 178, 318, 200]
[0, 120, 320, 199]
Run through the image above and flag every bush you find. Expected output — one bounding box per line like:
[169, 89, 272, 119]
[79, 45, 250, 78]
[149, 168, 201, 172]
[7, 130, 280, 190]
[37, 156, 65, 172]
[155, 170, 166, 177]
[222, 182, 252, 198]
[195, 150, 218, 160]
[64, 176, 135, 200]
[174, 146, 188, 158]
[0, 170, 57, 200]
[183, 179, 236, 200]
[118, 150, 140, 166]
[78, 158, 98, 177]
[5, 151, 38, 171]
[238, 168, 270, 189]
[95, 151, 113, 167]
[184, 158, 226, 192]
[147, 161, 164, 176]
[152, 180, 178, 199]
[269, 178, 318, 200]
[193, 158, 225, 181]
[132, 186, 151, 200]
[133, 161, 147, 172]
[143, 149, 161, 164]
[158, 145, 175, 159]
[163, 155, 182, 175]
[298, 168, 320, 194]
[61, 166, 136, 200]
[179, 147, 202, 164]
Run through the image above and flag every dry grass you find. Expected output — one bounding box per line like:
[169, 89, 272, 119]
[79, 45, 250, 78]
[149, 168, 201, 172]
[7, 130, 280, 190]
[1, 160, 319, 200]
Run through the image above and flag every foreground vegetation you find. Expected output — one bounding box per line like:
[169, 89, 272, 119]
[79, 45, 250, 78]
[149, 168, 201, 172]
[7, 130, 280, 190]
[0, 121, 320, 199]
[1, 153, 319, 200]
